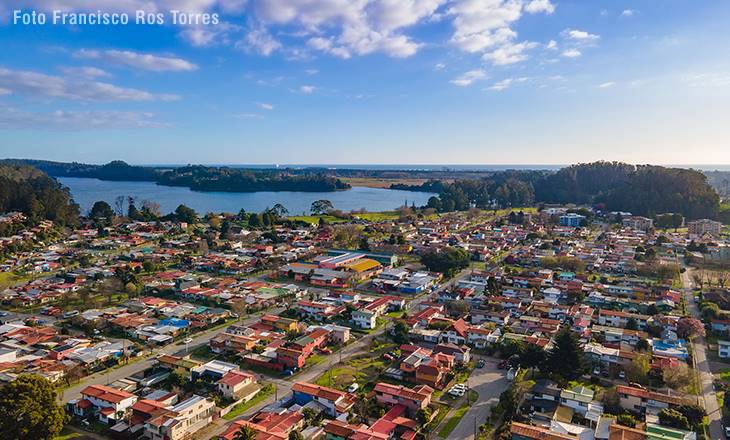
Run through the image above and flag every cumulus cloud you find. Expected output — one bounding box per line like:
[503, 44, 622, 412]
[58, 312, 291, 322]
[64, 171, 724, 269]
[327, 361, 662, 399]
[434, 63, 446, 70]
[239, 27, 283, 56]
[621, 9, 636, 17]
[59, 66, 111, 79]
[561, 48, 581, 58]
[299, 85, 315, 94]
[257, 102, 274, 110]
[524, 0, 555, 14]
[561, 28, 600, 42]
[0, 106, 168, 129]
[488, 78, 513, 91]
[546, 39, 557, 50]
[0, 66, 178, 102]
[75, 49, 198, 72]
[483, 40, 538, 65]
[450, 69, 487, 86]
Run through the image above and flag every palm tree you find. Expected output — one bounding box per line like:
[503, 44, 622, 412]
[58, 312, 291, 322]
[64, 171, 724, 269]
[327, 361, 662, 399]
[234, 425, 258, 440]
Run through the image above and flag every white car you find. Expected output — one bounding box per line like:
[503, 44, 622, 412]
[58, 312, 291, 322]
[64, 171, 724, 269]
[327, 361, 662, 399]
[449, 388, 465, 397]
[183, 337, 193, 344]
[347, 383, 359, 393]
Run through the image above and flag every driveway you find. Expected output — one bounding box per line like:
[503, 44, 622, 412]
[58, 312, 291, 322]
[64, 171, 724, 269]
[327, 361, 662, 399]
[448, 357, 508, 440]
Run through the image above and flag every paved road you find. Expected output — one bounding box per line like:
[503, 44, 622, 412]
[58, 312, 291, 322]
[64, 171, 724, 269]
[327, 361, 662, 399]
[59, 308, 284, 403]
[199, 284, 448, 439]
[681, 266, 724, 440]
[448, 358, 508, 440]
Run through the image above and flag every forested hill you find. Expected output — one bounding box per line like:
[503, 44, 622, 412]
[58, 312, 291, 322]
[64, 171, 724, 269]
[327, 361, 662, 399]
[1, 159, 351, 193]
[1, 159, 158, 181]
[0, 164, 79, 225]
[157, 165, 350, 192]
[420, 162, 720, 220]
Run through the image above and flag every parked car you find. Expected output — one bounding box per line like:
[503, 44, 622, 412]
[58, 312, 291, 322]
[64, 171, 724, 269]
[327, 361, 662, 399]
[183, 337, 193, 344]
[383, 353, 394, 361]
[347, 383, 359, 393]
[449, 387, 465, 397]
[62, 310, 79, 319]
[725, 425, 730, 439]
[477, 359, 486, 368]
[618, 370, 626, 380]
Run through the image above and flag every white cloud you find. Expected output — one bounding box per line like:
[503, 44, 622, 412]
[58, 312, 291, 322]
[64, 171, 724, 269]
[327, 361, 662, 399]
[181, 22, 240, 47]
[60, 66, 111, 78]
[561, 48, 581, 58]
[0, 66, 179, 101]
[0, 88, 11, 95]
[483, 40, 538, 65]
[450, 69, 487, 87]
[598, 81, 616, 88]
[524, 0, 555, 14]
[299, 85, 316, 94]
[621, 9, 636, 17]
[682, 73, 730, 88]
[233, 113, 264, 119]
[0, 106, 168, 129]
[257, 102, 274, 110]
[561, 28, 600, 42]
[305, 69, 319, 75]
[546, 39, 557, 50]
[434, 63, 446, 70]
[75, 49, 198, 72]
[239, 27, 283, 56]
[488, 78, 513, 91]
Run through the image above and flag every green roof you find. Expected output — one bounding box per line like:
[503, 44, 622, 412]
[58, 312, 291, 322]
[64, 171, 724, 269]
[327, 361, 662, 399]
[646, 423, 691, 440]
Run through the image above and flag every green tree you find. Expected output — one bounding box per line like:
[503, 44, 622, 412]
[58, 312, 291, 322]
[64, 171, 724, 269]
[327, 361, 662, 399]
[520, 344, 546, 372]
[311, 199, 334, 215]
[90, 200, 114, 222]
[234, 425, 259, 440]
[420, 247, 470, 277]
[174, 204, 198, 223]
[546, 326, 587, 380]
[625, 318, 639, 331]
[0, 374, 67, 440]
[288, 430, 305, 440]
[658, 408, 690, 430]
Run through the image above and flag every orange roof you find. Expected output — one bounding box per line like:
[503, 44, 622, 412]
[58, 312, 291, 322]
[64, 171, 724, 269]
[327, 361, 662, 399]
[218, 369, 255, 387]
[510, 422, 575, 440]
[81, 384, 135, 404]
[615, 385, 690, 406]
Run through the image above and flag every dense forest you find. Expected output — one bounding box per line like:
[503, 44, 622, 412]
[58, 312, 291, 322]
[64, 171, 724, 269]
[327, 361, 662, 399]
[2, 160, 351, 193]
[157, 166, 350, 192]
[1, 159, 158, 181]
[418, 162, 719, 220]
[0, 164, 79, 225]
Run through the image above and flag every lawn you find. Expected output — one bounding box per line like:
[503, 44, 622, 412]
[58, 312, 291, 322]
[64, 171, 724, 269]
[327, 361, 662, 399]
[717, 369, 730, 383]
[286, 215, 348, 224]
[223, 384, 276, 420]
[53, 427, 84, 440]
[353, 211, 401, 222]
[438, 400, 471, 438]
[315, 353, 387, 390]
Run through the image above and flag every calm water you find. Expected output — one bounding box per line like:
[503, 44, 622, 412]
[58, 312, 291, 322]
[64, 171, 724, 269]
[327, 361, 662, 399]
[59, 177, 435, 216]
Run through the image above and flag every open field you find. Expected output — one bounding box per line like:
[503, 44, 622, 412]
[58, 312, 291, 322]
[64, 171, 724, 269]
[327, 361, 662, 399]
[342, 177, 431, 188]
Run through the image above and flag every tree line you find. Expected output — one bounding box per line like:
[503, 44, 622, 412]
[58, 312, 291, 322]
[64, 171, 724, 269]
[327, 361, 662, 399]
[0, 164, 79, 227]
[405, 162, 719, 219]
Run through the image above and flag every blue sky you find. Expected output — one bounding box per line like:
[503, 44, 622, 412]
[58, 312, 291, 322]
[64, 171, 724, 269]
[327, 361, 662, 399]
[1, 0, 729, 165]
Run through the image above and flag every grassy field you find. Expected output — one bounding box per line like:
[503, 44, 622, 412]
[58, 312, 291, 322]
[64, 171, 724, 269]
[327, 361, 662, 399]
[438, 398, 473, 438]
[286, 214, 349, 224]
[342, 177, 431, 189]
[223, 384, 276, 420]
[0, 271, 35, 289]
[315, 353, 387, 390]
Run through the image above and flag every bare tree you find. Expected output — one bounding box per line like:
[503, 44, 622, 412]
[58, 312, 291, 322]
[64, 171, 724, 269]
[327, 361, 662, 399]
[114, 196, 126, 216]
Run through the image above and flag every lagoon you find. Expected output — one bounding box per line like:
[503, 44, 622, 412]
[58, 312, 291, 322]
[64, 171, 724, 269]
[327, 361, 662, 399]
[59, 177, 435, 216]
